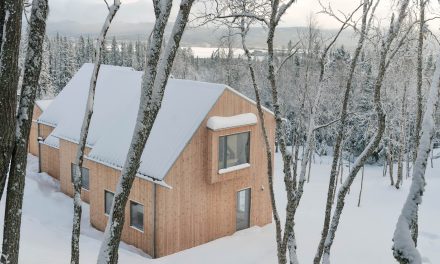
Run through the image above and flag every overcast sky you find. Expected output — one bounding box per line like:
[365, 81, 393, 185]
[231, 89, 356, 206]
[48, 0, 403, 29]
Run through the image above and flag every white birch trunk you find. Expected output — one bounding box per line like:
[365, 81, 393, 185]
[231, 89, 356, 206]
[97, 1, 194, 263]
[0, 0, 23, 201]
[1, 1, 48, 263]
[70, 2, 121, 264]
[392, 56, 440, 264]
[321, 1, 410, 262]
[313, 2, 370, 262]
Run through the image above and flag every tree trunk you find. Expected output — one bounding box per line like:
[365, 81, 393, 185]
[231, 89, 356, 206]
[97, 1, 194, 263]
[396, 83, 408, 189]
[70, 2, 120, 264]
[239, 20, 283, 264]
[313, 2, 370, 263]
[0, 0, 5, 44]
[1, 1, 48, 263]
[357, 166, 365, 207]
[413, 0, 425, 162]
[0, 0, 23, 201]
[321, 1, 410, 262]
[389, 142, 395, 186]
[267, 13, 298, 264]
[392, 55, 440, 264]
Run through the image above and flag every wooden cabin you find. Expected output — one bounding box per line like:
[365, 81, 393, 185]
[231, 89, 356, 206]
[28, 100, 52, 156]
[34, 63, 275, 258]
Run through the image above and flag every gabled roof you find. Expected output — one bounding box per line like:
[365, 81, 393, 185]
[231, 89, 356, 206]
[87, 79, 226, 182]
[38, 63, 272, 184]
[38, 63, 142, 147]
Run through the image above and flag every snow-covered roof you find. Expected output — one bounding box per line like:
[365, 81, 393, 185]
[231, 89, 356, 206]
[87, 79, 226, 181]
[39, 63, 272, 184]
[35, 99, 53, 111]
[207, 113, 257, 131]
[41, 133, 60, 149]
[38, 63, 142, 146]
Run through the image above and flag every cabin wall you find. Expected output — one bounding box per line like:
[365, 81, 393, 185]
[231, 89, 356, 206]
[39, 123, 54, 139]
[59, 139, 91, 203]
[155, 89, 275, 257]
[38, 123, 60, 179]
[40, 144, 60, 180]
[87, 160, 155, 256]
[28, 105, 42, 156]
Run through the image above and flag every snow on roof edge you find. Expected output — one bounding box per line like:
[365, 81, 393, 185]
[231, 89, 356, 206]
[36, 119, 57, 127]
[85, 155, 172, 189]
[40, 138, 60, 149]
[36, 99, 53, 111]
[53, 134, 94, 149]
[207, 113, 258, 131]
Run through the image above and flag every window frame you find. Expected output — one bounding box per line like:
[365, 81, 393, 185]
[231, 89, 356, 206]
[70, 163, 90, 191]
[129, 200, 144, 232]
[104, 190, 114, 216]
[218, 131, 251, 170]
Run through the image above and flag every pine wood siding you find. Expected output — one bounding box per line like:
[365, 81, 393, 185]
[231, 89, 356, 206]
[28, 105, 42, 156]
[39, 123, 54, 139]
[59, 139, 91, 203]
[155, 89, 275, 257]
[38, 123, 59, 179]
[39, 144, 60, 180]
[87, 160, 155, 256]
[41, 87, 274, 258]
[207, 125, 255, 184]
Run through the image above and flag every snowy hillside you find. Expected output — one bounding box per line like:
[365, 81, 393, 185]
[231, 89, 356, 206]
[1, 153, 439, 264]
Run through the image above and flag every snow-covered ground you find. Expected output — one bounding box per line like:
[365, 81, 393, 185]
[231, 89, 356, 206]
[1, 152, 439, 263]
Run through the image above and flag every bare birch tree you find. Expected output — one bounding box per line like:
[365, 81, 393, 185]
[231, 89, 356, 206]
[320, 1, 411, 262]
[1, 1, 49, 263]
[70, 1, 121, 263]
[392, 55, 440, 264]
[396, 82, 408, 189]
[209, 0, 356, 262]
[313, 1, 375, 262]
[97, 0, 195, 262]
[413, 0, 427, 160]
[409, 0, 428, 246]
[0, 0, 24, 200]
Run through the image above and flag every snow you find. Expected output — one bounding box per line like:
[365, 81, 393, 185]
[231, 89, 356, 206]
[35, 99, 53, 111]
[42, 63, 142, 147]
[38, 63, 141, 140]
[3, 152, 439, 263]
[207, 113, 257, 131]
[218, 163, 250, 174]
[38, 64, 273, 183]
[392, 56, 440, 263]
[41, 133, 60, 149]
[182, 47, 245, 58]
[88, 78, 226, 182]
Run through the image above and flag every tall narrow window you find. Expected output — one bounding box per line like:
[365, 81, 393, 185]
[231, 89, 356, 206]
[218, 132, 250, 170]
[236, 188, 251, 231]
[71, 163, 90, 190]
[130, 201, 144, 231]
[104, 190, 114, 215]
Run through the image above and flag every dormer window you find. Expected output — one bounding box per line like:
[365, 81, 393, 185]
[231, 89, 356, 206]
[207, 113, 257, 183]
[218, 132, 250, 170]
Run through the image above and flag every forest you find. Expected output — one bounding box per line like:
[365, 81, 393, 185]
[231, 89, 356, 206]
[0, 0, 440, 264]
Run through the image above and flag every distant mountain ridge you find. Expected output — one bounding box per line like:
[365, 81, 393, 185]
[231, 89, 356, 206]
[46, 20, 357, 49]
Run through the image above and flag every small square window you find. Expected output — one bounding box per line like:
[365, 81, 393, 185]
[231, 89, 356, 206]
[104, 190, 114, 215]
[218, 132, 250, 170]
[130, 201, 144, 231]
[71, 163, 90, 190]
